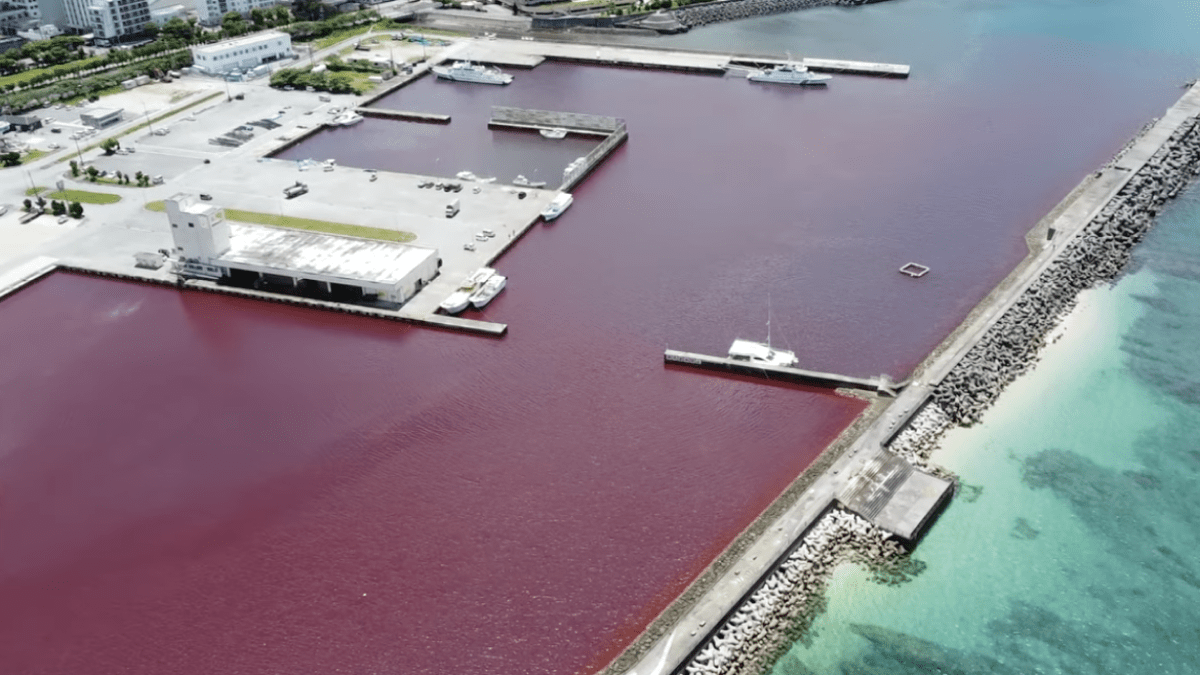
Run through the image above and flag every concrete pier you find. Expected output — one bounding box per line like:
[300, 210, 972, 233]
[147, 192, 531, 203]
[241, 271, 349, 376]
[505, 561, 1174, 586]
[664, 349, 898, 396]
[728, 56, 911, 78]
[0, 256, 58, 300]
[356, 108, 451, 124]
[838, 449, 952, 545]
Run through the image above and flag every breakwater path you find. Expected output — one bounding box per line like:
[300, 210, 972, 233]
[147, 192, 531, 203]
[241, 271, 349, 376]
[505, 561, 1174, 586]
[609, 82, 1200, 675]
[673, 0, 884, 31]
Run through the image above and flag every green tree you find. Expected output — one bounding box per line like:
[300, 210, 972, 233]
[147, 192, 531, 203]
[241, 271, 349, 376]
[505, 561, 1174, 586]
[51, 200, 65, 216]
[22, 198, 32, 211]
[85, 165, 100, 181]
[144, 21, 160, 39]
[100, 137, 120, 155]
[70, 160, 80, 177]
[222, 12, 248, 37]
[69, 201, 84, 219]
[0, 151, 20, 167]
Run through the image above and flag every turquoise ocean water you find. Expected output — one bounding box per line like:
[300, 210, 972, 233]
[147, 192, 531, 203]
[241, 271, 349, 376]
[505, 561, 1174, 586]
[639, 1, 1200, 673]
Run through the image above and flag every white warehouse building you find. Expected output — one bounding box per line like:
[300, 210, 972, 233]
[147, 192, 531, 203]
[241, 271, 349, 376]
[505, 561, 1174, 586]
[167, 194, 441, 305]
[190, 31, 292, 75]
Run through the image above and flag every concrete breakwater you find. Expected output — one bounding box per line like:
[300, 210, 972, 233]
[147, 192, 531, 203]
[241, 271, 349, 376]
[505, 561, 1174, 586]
[933, 115, 1200, 426]
[673, 0, 883, 30]
[680, 508, 917, 675]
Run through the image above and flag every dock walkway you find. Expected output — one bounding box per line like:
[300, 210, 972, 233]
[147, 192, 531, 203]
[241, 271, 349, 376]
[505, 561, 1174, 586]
[664, 349, 898, 395]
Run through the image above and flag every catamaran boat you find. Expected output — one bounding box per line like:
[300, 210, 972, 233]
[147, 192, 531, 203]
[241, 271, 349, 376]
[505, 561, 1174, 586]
[332, 111, 364, 126]
[540, 193, 573, 221]
[432, 61, 513, 85]
[439, 267, 495, 314]
[728, 339, 798, 367]
[746, 61, 831, 86]
[540, 127, 567, 139]
[469, 274, 507, 309]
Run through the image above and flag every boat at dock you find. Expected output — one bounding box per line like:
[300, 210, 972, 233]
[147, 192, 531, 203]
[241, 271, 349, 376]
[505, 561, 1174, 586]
[540, 128, 567, 139]
[432, 61, 513, 85]
[746, 61, 831, 86]
[331, 111, 364, 126]
[728, 299, 798, 366]
[541, 193, 573, 221]
[439, 267, 495, 314]
[513, 175, 547, 188]
[727, 339, 798, 367]
[469, 274, 507, 309]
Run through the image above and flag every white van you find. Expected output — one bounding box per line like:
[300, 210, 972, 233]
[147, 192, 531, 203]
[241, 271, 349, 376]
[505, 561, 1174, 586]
[445, 199, 460, 218]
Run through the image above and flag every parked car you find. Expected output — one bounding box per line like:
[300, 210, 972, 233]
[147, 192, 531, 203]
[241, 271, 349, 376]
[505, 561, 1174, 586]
[199, 194, 213, 201]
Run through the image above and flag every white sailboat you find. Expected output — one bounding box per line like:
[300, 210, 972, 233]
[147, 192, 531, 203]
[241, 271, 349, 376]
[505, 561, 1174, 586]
[728, 297, 797, 367]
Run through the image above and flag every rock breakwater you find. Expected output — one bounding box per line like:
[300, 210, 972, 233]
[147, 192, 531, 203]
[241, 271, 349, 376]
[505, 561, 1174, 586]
[681, 508, 920, 675]
[673, 0, 880, 30]
[934, 115, 1200, 426]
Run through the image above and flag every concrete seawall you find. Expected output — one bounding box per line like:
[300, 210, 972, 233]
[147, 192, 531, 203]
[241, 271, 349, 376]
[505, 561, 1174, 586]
[673, 0, 887, 30]
[603, 82, 1200, 675]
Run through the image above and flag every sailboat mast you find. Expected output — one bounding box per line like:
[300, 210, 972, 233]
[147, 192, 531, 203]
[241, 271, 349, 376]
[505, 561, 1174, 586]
[767, 293, 772, 349]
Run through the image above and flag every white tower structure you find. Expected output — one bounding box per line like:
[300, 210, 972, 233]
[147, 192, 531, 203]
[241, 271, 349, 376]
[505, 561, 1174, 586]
[167, 193, 231, 279]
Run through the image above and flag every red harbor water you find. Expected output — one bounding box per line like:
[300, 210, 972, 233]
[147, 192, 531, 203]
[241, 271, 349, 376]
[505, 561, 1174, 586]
[2, 36, 1194, 675]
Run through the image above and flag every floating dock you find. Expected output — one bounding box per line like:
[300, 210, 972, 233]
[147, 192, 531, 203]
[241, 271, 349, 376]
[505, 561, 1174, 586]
[664, 349, 899, 395]
[356, 108, 451, 124]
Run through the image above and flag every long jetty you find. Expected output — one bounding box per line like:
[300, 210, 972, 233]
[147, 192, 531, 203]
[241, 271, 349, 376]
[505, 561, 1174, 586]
[663, 349, 898, 395]
[606, 82, 1200, 675]
[356, 108, 451, 124]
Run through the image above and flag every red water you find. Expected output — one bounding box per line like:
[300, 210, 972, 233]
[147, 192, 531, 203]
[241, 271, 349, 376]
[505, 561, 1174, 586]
[0, 273, 863, 675]
[2, 37, 1193, 675]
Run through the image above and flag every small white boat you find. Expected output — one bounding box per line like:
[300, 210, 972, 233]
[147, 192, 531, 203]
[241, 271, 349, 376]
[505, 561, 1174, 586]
[456, 170, 478, 181]
[439, 267, 495, 314]
[469, 274, 507, 308]
[332, 111, 363, 125]
[540, 127, 567, 139]
[432, 61, 513, 85]
[728, 339, 798, 367]
[513, 175, 547, 188]
[541, 192, 573, 221]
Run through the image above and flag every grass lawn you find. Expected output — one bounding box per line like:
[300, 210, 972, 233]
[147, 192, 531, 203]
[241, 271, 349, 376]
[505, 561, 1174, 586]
[0, 56, 105, 89]
[145, 201, 416, 242]
[311, 24, 376, 50]
[28, 186, 122, 204]
[20, 149, 52, 164]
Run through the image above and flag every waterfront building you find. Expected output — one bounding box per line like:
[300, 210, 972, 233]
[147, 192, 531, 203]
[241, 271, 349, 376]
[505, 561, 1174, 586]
[166, 194, 441, 305]
[62, 0, 152, 43]
[195, 0, 276, 25]
[190, 30, 292, 75]
[0, 0, 40, 35]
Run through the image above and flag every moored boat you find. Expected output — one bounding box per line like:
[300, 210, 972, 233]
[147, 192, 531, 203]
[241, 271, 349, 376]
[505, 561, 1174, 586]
[540, 127, 567, 139]
[541, 193, 573, 221]
[728, 339, 798, 367]
[746, 61, 831, 86]
[469, 274, 507, 309]
[439, 267, 495, 314]
[432, 61, 513, 85]
[332, 111, 364, 125]
[513, 175, 547, 188]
